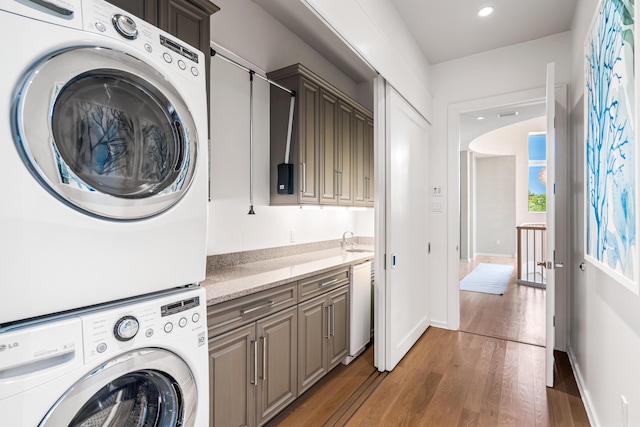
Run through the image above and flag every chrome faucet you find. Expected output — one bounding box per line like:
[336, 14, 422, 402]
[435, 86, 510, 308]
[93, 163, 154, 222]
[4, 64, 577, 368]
[342, 231, 355, 250]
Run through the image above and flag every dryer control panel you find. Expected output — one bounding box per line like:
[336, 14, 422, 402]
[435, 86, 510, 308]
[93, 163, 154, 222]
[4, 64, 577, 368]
[81, 288, 206, 364]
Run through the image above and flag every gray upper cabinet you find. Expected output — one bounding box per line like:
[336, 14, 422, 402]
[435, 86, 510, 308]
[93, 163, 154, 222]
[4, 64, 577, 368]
[268, 64, 373, 206]
[354, 112, 374, 207]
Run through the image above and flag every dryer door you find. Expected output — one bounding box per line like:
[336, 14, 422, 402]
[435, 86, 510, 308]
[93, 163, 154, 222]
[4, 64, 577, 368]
[39, 348, 198, 427]
[14, 47, 199, 220]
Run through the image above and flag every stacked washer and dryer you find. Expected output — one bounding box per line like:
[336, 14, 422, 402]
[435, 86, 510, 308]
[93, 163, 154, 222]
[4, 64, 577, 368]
[0, 0, 210, 425]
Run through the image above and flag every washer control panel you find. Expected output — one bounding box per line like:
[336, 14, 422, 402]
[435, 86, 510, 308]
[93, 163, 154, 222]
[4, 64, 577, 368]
[82, 0, 205, 82]
[81, 288, 206, 364]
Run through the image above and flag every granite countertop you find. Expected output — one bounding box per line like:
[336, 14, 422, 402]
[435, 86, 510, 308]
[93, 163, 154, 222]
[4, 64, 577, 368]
[201, 246, 374, 306]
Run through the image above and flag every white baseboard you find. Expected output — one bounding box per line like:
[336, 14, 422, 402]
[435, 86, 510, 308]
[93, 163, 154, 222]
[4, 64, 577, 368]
[567, 346, 599, 427]
[429, 320, 449, 329]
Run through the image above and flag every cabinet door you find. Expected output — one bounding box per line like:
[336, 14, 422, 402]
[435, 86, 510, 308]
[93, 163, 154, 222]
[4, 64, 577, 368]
[104, 0, 157, 24]
[256, 307, 297, 426]
[298, 78, 320, 203]
[365, 117, 374, 206]
[353, 110, 367, 205]
[297, 295, 327, 394]
[327, 286, 350, 369]
[319, 90, 338, 205]
[337, 100, 354, 204]
[209, 324, 256, 427]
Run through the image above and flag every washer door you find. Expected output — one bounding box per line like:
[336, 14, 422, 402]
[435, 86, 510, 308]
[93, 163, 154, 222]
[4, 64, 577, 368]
[39, 348, 198, 427]
[14, 47, 199, 220]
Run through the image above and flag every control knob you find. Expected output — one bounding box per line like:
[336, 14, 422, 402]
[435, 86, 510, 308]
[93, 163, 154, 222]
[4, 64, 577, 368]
[114, 315, 140, 341]
[112, 14, 138, 40]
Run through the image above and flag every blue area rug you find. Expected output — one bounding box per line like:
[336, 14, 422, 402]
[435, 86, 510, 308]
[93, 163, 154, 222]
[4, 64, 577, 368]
[460, 263, 513, 295]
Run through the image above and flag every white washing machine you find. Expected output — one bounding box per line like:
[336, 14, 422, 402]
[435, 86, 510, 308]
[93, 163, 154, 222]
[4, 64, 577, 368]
[0, 0, 209, 324]
[0, 286, 209, 426]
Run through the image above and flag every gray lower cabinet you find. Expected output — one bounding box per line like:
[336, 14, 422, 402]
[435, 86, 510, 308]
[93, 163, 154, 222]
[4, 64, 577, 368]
[297, 285, 350, 395]
[209, 307, 297, 427]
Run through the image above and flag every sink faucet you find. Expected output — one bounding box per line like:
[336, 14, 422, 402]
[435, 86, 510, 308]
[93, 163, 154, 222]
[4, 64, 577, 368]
[342, 231, 355, 250]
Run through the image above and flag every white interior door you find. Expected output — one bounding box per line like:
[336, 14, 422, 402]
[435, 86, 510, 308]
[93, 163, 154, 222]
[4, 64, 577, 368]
[382, 84, 431, 371]
[545, 62, 556, 388]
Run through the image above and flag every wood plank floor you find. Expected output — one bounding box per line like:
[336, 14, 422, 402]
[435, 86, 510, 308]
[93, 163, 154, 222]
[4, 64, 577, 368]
[266, 329, 590, 427]
[460, 256, 546, 347]
[267, 256, 587, 426]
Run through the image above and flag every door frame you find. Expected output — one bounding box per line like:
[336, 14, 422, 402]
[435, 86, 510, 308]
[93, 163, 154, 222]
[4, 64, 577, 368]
[446, 86, 569, 351]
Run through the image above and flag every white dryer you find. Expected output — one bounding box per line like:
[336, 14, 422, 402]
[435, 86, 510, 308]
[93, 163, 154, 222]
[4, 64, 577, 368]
[0, 286, 209, 426]
[0, 0, 209, 324]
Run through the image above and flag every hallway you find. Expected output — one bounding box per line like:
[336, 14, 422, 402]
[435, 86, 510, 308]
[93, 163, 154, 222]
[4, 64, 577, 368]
[460, 255, 545, 347]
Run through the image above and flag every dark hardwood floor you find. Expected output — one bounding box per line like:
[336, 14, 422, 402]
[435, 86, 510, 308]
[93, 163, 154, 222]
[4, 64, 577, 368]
[266, 256, 589, 426]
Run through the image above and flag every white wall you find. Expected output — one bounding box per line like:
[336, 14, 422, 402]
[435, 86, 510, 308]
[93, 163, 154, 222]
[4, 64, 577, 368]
[207, 0, 374, 254]
[568, 1, 640, 425]
[475, 156, 516, 255]
[429, 32, 572, 327]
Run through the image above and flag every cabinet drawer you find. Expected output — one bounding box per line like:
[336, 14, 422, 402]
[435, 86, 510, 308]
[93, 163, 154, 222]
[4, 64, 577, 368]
[207, 283, 298, 337]
[298, 268, 349, 302]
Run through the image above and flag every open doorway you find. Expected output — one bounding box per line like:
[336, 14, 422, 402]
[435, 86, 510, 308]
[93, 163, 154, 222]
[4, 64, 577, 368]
[458, 101, 547, 347]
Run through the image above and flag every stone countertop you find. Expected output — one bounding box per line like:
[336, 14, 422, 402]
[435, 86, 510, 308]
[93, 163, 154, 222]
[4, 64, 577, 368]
[201, 246, 374, 306]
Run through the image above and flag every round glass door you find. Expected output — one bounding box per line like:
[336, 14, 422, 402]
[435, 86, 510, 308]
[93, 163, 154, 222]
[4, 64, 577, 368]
[39, 349, 198, 427]
[14, 47, 199, 220]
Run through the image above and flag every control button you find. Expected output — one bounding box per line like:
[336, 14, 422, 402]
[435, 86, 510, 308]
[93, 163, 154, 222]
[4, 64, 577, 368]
[192, 312, 200, 323]
[95, 22, 106, 32]
[114, 316, 139, 342]
[163, 53, 172, 63]
[145, 328, 154, 338]
[112, 14, 138, 40]
[144, 43, 153, 53]
[178, 317, 187, 328]
[191, 67, 199, 77]
[164, 322, 173, 333]
[96, 342, 108, 353]
[178, 60, 186, 70]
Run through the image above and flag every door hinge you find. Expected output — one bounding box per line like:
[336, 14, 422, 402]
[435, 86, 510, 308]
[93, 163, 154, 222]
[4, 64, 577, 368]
[383, 253, 386, 270]
[428, 242, 431, 254]
[553, 316, 555, 327]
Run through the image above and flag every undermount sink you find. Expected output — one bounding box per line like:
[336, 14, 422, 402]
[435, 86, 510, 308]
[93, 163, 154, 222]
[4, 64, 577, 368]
[345, 248, 372, 253]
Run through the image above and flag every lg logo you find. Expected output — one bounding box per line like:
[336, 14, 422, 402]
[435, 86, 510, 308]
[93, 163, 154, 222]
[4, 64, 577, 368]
[0, 342, 19, 351]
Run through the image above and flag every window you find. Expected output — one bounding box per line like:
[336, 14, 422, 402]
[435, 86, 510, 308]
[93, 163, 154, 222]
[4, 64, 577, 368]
[528, 133, 546, 212]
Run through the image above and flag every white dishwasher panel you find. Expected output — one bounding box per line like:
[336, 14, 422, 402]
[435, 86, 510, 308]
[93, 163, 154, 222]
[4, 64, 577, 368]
[344, 260, 371, 365]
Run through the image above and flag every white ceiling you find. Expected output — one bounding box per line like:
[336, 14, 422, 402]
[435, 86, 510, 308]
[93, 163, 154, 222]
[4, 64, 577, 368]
[390, 0, 578, 64]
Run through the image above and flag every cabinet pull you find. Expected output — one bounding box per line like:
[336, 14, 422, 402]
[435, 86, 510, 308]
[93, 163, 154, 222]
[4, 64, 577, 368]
[302, 162, 307, 193]
[335, 170, 339, 196]
[320, 278, 338, 288]
[331, 304, 335, 337]
[339, 171, 343, 196]
[241, 300, 275, 316]
[325, 306, 330, 339]
[260, 336, 267, 381]
[251, 340, 257, 386]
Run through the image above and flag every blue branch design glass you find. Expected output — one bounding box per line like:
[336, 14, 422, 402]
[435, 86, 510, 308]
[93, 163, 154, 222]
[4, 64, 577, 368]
[585, 0, 636, 282]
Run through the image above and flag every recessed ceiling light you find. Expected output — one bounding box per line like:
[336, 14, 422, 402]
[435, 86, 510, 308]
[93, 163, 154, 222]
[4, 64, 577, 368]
[476, 116, 485, 120]
[478, 6, 494, 17]
[497, 111, 519, 118]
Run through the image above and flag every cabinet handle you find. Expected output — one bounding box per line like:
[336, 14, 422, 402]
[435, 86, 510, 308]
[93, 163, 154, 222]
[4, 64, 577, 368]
[320, 278, 338, 288]
[251, 340, 257, 386]
[339, 171, 343, 196]
[302, 162, 307, 193]
[331, 304, 335, 337]
[241, 300, 275, 316]
[260, 336, 267, 381]
[335, 171, 339, 196]
[325, 306, 330, 339]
